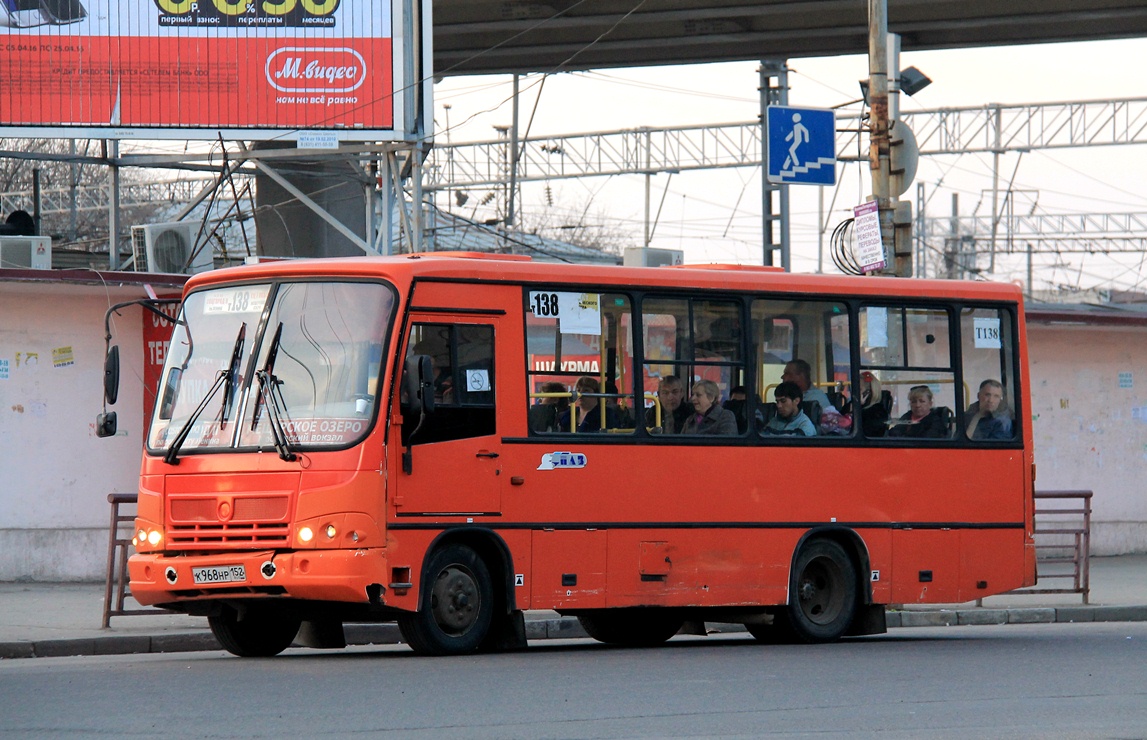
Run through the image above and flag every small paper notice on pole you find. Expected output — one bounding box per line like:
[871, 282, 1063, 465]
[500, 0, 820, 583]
[853, 201, 886, 273]
[298, 132, 340, 150]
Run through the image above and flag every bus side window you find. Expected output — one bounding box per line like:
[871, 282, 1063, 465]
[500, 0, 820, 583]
[524, 289, 635, 436]
[404, 323, 496, 445]
[751, 298, 853, 438]
[641, 296, 745, 436]
[960, 307, 1017, 441]
[861, 305, 956, 440]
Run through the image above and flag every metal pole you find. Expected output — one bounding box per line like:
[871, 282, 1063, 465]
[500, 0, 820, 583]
[817, 186, 824, 273]
[915, 181, 926, 278]
[32, 168, 41, 237]
[989, 106, 1002, 272]
[759, 60, 789, 269]
[68, 140, 78, 242]
[107, 140, 121, 270]
[507, 74, 519, 228]
[644, 132, 652, 248]
[867, 0, 898, 275]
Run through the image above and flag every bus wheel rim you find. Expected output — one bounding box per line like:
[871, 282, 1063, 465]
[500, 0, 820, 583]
[797, 556, 845, 626]
[430, 564, 481, 636]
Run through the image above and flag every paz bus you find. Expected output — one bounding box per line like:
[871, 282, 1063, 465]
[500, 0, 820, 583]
[102, 252, 1035, 656]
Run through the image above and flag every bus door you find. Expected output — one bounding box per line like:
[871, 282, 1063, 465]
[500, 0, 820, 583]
[393, 307, 505, 516]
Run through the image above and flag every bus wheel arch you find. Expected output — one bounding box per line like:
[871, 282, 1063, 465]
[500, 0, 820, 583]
[783, 529, 866, 643]
[400, 529, 521, 655]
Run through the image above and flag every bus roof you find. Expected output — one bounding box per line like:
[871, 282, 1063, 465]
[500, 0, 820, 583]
[187, 252, 1025, 303]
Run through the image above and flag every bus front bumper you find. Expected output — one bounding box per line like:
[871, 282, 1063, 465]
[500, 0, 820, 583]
[128, 548, 390, 607]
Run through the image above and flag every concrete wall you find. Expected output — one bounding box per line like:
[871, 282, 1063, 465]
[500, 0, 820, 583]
[0, 274, 182, 581]
[1028, 321, 1147, 556]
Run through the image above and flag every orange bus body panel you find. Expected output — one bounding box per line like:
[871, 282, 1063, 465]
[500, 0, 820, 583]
[127, 254, 1035, 626]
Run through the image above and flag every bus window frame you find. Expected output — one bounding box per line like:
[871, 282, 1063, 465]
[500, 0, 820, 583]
[522, 285, 638, 437]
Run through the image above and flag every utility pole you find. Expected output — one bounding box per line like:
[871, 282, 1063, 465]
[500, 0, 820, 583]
[867, 0, 895, 276]
[867, 1, 915, 277]
[759, 60, 790, 270]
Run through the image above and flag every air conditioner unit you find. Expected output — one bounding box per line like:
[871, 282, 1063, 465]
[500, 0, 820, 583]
[131, 222, 212, 274]
[0, 235, 51, 270]
[623, 247, 684, 268]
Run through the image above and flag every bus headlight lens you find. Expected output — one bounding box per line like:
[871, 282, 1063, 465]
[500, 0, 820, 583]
[146, 529, 163, 547]
[325, 524, 337, 539]
[298, 526, 314, 544]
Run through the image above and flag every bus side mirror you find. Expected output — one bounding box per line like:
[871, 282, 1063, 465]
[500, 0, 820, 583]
[401, 354, 435, 417]
[96, 411, 117, 438]
[103, 345, 120, 405]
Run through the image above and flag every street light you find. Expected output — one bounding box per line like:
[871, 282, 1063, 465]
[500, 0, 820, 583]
[859, 65, 932, 104]
[899, 66, 932, 96]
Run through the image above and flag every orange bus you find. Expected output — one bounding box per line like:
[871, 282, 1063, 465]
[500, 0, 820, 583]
[108, 253, 1035, 656]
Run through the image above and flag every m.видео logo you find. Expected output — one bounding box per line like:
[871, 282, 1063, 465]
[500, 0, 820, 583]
[266, 47, 365, 93]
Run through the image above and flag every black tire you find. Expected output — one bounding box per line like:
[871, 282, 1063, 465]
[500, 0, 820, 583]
[398, 544, 494, 656]
[745, 612, 798, 644]
[784, 539, 858, 643]
[578, 609, 684, 646]
[208, 606, 301, 657]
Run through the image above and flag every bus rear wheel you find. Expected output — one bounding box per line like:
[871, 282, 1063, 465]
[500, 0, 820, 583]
[578, 609, 684, 646]
[398, 544, 494, 656]
[208, 606, 301, 657]
[784, 539, 858, 643]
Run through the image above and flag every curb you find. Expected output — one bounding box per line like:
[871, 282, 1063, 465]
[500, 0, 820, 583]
[4, 606, 1147, 660]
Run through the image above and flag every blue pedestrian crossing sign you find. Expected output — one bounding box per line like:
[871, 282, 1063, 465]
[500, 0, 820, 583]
[766, 105, 836, 186]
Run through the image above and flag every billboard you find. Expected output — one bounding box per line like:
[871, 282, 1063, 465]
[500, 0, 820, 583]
[0, 0, 430, 141]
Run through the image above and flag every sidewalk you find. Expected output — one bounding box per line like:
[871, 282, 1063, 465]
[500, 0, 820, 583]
[2, 555, 1145, 660]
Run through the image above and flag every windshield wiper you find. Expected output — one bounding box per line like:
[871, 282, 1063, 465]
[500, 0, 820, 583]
[163, 323, 246, 465]
[219, 323, 246, 426]
[252, 322, 297, 462]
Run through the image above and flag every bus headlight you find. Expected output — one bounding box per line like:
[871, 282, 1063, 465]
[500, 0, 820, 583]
[298, 526, 314, 544]
[325, 524, 337, 539]
[147, 530, 162, 547]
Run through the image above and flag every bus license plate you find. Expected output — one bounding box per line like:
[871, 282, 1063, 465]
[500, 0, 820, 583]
[192, 565, 246, 585]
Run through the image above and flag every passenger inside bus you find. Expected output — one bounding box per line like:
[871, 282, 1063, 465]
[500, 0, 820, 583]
[682, 379, 738, 435]
[557, 376, 621, 433]
[645, 374, 692, 434]
[761, 381, 817, 436]
[722, 385, 751, 434]
[781, 359, 832, 423]
[888, 385, 950, 438]
[604, 379, 634, 428]
[859, 371, 891, 437]
[528, 381, 569, 433]
[965, 378, 1014, 440]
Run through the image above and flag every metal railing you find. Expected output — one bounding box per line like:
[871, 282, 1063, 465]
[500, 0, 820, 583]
[102, 493, 156, 627]
[1002, 490, 1092, 604]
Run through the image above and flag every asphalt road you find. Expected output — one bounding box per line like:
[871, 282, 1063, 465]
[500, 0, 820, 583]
[2, 622, 1146, 738]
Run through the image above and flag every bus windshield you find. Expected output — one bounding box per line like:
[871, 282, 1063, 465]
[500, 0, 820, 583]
[148, 281, 395, 455]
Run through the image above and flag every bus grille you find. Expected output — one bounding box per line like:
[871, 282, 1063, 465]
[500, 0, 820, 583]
[167, 493, 292, 550]
[167, 522, 291, 549]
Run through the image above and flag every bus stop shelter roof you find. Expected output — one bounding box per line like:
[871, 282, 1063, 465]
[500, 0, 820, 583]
[433, 0, 1147, 76]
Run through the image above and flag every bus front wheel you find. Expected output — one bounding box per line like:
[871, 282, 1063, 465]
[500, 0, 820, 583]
[399, 544, 494, 656]
[784, 539, 858, 643]
[208, 606, 301, 657]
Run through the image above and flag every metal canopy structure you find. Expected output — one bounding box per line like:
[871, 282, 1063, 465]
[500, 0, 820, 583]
[433, 0, 1147, 75]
